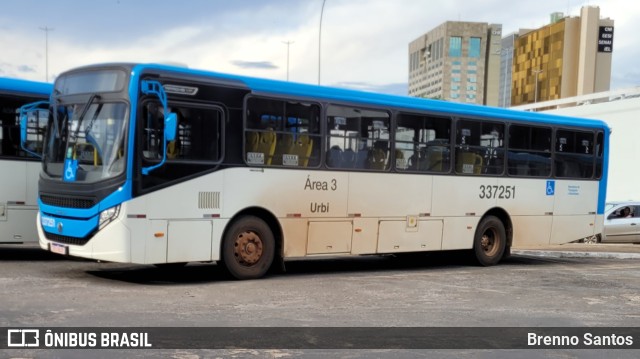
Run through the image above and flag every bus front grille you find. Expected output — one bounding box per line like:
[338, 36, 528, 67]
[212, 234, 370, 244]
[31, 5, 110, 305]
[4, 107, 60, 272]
[44, 231, 91, 246]
[40, 194, 96, 209]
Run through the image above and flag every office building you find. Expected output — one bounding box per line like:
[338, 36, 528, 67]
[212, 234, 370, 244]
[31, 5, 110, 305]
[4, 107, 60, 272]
[510, 6, 614, 106]
[409, 21, 502, 106]
[498, 32, 518, 108]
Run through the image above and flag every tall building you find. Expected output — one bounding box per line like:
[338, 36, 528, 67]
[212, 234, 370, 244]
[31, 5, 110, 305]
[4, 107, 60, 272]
[510, 6, 614, 106]
[408, 21, 502, 106]
[498, 32, 518, 108]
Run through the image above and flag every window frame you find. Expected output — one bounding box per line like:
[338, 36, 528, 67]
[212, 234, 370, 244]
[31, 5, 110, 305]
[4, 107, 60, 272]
[553, 127, 596, 179]
[394, 111, 452, 174]
[449, 36, 462, 57]
[506, 123, 553, 178]
[325, 103, 391, 171]
[243, 95, 322, 168]
[454, 117, 506, 176]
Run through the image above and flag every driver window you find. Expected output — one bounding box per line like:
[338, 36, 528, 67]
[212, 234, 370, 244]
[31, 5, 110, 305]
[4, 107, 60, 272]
[609, 206, 635, 220]
[139, 101, 223, 191]
[141, 102, 164, 159]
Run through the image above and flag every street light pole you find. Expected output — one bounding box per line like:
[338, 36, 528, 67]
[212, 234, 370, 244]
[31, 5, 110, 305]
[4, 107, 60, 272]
[318, 0, 326, 85]
[39, 26, 54, 82]
[533, 69, 543, 103]
[501, 48, 508, 107]
[282, 41, 294, 81]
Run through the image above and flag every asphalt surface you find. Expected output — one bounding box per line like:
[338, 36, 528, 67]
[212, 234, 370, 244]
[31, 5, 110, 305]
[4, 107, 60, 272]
[512, 242, 640, 259]
[1, 241, 639, 358]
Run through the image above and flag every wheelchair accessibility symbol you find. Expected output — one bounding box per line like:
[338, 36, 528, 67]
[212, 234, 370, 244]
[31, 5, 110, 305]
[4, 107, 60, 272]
[63, 159, 78, 182]
[546, 180, 555, 196]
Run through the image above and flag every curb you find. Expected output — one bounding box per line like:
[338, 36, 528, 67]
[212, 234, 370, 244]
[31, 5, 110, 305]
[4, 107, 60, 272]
[512, 249, 640, 260]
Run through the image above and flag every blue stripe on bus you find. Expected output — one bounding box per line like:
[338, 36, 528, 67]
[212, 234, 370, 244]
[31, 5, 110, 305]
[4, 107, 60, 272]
[39, 199, 98, 220]
[0, 77, 52, 96]
[133, 63, 609, 130]
[597, 127, 611, 214]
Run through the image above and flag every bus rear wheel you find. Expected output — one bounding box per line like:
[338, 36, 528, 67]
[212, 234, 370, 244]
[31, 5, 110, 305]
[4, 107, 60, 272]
[473, 215, 506, 266]
[221, 216, 274, 280]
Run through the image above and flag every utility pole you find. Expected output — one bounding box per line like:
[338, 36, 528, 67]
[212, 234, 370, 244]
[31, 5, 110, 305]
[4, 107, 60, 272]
[39, 26, 54, 82]
[282, 41, 294, 81]
[318, 0, 326, 85]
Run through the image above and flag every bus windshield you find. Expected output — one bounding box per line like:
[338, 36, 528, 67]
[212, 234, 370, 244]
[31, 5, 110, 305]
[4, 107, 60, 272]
[43, 100, 128, 182]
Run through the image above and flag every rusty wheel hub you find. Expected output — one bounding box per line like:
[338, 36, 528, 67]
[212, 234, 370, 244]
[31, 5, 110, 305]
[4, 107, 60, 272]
[234, 231, 263, 266]
[481, 229, 498, 256]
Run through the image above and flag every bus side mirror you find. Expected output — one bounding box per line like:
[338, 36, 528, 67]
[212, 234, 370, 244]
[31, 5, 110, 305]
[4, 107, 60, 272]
[18, 101, 48, 159]
[165, 113, 177, 142]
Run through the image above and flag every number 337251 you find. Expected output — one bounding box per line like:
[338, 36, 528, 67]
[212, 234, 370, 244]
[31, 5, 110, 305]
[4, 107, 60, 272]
[479, 185, 516, 199]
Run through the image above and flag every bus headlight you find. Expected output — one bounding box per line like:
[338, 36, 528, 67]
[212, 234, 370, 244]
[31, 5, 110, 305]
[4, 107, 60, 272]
[99, 205, 121, 229]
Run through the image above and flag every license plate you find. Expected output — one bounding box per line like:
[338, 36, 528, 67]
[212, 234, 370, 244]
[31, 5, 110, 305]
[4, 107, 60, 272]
[50, 243, 68, 255]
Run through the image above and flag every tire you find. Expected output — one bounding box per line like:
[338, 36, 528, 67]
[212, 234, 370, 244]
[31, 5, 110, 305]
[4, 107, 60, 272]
[221, 216, 275, 280]
[473, 215, 506, 266]
[583, 234, 600, 244]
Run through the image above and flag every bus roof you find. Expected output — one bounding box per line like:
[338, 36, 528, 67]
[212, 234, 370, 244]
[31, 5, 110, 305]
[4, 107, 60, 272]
[0, 77, 52, 97]
[68, 63, 611, 131]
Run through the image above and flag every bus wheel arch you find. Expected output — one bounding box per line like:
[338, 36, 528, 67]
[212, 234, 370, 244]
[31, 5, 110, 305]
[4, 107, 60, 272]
[220, 207, 282, 280]
[474, 208, 512, 265]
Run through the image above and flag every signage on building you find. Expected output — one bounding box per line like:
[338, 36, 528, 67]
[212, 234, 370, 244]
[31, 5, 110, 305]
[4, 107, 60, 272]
[598, 26, 614, 53]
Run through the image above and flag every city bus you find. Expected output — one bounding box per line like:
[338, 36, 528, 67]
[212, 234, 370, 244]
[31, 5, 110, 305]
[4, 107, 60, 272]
[25, 63, 609, 279]
[1, 77, 51, 244]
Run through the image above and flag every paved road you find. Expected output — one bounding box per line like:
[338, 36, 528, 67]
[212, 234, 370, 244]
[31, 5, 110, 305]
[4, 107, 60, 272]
[1, 244, 639, 358]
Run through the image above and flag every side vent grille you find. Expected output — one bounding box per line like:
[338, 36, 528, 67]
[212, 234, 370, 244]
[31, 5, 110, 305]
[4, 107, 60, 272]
[198, 192, 220, 209]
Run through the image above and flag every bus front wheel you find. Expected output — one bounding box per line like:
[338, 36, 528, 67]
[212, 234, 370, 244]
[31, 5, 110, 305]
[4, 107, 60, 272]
[221, 216, 275, 280]
[473, 216, 506, 266]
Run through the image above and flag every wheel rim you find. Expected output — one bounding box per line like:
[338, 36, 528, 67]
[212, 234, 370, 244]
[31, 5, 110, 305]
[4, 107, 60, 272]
[584, 235, 597, 244]
[480, 228, 500, 257]
[233, 230, 264, 266]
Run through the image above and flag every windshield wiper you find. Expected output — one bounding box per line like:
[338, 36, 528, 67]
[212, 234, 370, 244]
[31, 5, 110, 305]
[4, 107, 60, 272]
[71, 94, 101, 142]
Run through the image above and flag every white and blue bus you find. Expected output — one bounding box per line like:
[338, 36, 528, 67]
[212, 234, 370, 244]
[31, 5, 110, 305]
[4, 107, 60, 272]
[0, 77, 51, 244]
[25, 63, 609, 279]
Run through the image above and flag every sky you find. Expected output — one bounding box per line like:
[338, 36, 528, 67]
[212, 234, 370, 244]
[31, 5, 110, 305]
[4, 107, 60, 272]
[1, 0, 639, 96]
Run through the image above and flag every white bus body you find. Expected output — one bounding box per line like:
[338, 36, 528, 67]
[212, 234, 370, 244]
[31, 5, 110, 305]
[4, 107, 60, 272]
[0, 78, 51, 244]
[33, 64, 608, 279]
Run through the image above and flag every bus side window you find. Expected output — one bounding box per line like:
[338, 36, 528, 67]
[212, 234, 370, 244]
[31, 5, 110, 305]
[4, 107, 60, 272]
[396, 112, 450, 173]
[142, 102, 164, 159]
[555, 129, 594, 179]
[507, 125, 552, 177]
[455, 119, 504, 175]
[245, 97, 320, 167]
[326, 105, 390, 171]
